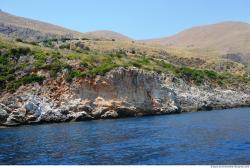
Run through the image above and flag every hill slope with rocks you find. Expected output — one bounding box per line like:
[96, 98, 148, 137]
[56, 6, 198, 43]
[0, 10, 84, 41]
[1, 36, 250, 126]
[146, 22, 250, 53]
[145, 21, 250, 64]
[82, 30, 132, 41]
[1, 12, 250, 126]
[0, 10, 132, 41]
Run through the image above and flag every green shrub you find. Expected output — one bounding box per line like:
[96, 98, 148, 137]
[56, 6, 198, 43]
[7, 75, 45, 92]
[33, 49, 47, 68]
[9, 47, 31, 57]
[15, 38, 23, 42]
[131, 49, 136, 54]
[158, 61, 176, 72]
[66, 69, 82, 82]
[46, 61, 68, 77]
[59, 44, 70, 49]
[0, 55, 8, 64]
[204, 70, 218, 79]
[81, 38, 90, 41]
[61, 38, 71, 42]
[42, 40, 54, 47]
[21, 75, 45, 84]
[111, 50, 127, 58]
[87, 59, 118, 77]
[137, 57, 150, 65]
[28, 41, 38, 46]
[130, 61, 142, 68]
[51, 51, 61, 59]
[176, 67, 205, 84]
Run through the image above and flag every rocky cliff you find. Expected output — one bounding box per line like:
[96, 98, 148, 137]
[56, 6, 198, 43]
[1, 67, 250, 126]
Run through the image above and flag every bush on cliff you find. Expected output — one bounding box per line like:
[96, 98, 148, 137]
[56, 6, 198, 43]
[7, 75, 45, 92]
[1, 38, 250, 92]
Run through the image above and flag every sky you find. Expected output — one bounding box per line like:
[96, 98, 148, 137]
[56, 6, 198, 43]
[1, 0, 250, 40]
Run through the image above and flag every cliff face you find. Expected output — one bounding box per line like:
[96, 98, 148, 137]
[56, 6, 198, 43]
[73, 68, 180, 114]
[1, 67, 250, 126]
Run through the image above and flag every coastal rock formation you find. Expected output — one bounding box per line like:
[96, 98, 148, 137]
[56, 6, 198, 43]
[1, 67, 250, 126]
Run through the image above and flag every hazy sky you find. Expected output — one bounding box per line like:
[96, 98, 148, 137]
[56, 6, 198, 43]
[1, 0, 250, 39]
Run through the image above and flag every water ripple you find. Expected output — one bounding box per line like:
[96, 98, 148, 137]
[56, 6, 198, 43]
[0, 108, 250, 165]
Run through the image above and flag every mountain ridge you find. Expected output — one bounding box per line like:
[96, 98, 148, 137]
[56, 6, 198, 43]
[1, 10, 250, 48]
[0, 10, 83, 40]
[0, 10, 132, 41]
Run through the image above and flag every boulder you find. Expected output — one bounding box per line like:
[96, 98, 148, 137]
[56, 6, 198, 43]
[39, 110, 62, 123]
[73, 111, 94, 121]
[116, 106, 137, 117]
[0, 107, 9, 123]
[91, 107, 109, 118]
[40, 110, 67, 123]
[77, 104, 93, 113]
[4, 112, 26, 126]
[58, 107, 70, 115]
[24, 95, 53, 122]
[0, 103, 12, 113]
[26, 115, 38, 122]
[101, 110, 118, 119]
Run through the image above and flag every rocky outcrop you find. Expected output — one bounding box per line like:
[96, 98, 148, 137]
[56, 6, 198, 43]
[0, 11, 82, 41]
[0, 23, 68, 41]
[1, 67, 250, 126]
[0, 105, 9, 123]
[72, 67, 181, 114]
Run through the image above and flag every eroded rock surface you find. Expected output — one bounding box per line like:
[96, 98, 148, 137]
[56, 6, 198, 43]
[1, 67, 250, 126]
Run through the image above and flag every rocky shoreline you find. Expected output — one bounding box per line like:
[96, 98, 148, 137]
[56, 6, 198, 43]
[1, 67, 250, 127]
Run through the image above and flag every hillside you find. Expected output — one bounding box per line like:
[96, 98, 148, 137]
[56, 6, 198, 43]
[146, 21, 250, 53]
[0, 10, 84, 41]
[1, 37, 250, 126]
[0, 10, 133, 42]
[0, 10, 246, 75]
[82, 30, 132, 41]
[1, 12, 250, 126]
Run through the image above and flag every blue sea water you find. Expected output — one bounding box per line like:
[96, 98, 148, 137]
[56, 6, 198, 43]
[0, 108, 250, 165]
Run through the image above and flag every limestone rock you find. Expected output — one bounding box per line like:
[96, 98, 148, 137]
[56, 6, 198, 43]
[4, 112, 26, 126]
[73, 111, 93, 121]
[1, 67, 250, 127]
[25, 96, 44, 116]
[0, 103, 12, 113]
[77, 104, 93, 113]
[40, 110, 67, 123]
[101, 110, 118, 119]
[91, 107, 109, 118]
[0, 107, 9, 123]
[116, 106, 137, 117]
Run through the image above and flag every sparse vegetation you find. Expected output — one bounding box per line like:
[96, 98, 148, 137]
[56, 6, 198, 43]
[1, 36, 250, 92]
[7, 75, 45, 92]
[66, 69, 82, 82]
[15, 38, 23, 42]
[59, 43, 70, 49]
